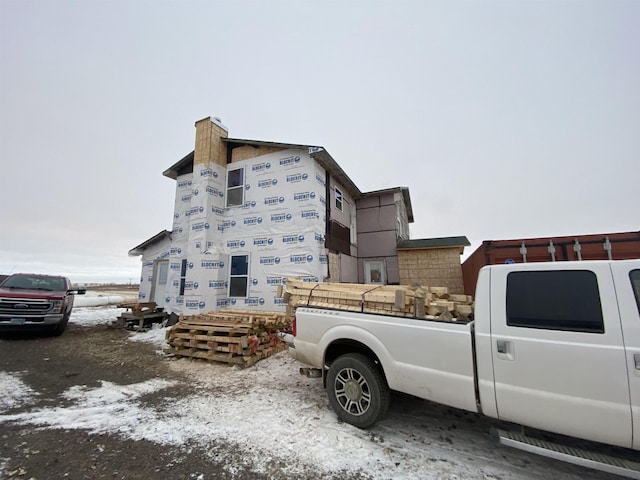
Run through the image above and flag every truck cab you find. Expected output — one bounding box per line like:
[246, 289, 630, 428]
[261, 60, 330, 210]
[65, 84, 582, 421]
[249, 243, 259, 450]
[474, 260, 640, 451]
[288, 260, 640, 477]
[0, 273, 86, 336]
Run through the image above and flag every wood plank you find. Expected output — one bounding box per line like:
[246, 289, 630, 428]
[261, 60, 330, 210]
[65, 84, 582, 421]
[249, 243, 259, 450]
[449, 294, 472, 304]
[455, 304, 473, 316]
[170, 332, 249, 347]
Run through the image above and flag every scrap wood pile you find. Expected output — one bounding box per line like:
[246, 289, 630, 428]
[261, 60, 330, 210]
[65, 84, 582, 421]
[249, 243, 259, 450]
[115, 301, 169, 330]
[165, 310, 290, 367]
[280, 278, 474, 322]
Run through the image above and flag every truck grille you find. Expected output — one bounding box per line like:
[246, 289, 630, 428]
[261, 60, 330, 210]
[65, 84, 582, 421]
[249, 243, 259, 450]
[0, 298, 54, 316]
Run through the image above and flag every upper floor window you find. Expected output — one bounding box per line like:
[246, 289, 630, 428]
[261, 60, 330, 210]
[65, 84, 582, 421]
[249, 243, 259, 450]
[335, 187, 343, 212]
[226, 168, 244, 207]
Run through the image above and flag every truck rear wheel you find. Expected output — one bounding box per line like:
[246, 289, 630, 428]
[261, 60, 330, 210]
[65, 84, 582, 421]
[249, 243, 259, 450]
[326, 353, 390, 428]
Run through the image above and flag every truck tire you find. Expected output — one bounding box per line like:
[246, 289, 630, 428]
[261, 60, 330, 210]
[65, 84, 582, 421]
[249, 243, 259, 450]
[326, 353, 390, 428]
[50, 314, 69, 337]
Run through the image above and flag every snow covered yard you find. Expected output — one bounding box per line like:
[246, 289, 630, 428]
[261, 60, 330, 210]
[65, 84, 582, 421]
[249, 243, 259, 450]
[0, 307, 614, 479]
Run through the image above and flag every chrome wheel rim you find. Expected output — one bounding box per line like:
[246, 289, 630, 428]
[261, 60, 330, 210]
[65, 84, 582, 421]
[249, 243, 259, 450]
[334, 367, 371, 416]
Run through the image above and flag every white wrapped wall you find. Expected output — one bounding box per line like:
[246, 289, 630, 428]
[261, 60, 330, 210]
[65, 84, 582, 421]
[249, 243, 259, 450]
[160, 148, 328, 315]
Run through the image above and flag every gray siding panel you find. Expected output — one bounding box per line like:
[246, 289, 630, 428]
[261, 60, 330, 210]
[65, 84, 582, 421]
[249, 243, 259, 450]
[356, 205, 397, 233]
[358, 231, 398, 257]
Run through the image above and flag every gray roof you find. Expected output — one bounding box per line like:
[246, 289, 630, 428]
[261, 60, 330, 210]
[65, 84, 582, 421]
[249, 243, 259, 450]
[128, 230, 172, 256]
[397, 236, 471, 250]
[163, 151, 194, 180]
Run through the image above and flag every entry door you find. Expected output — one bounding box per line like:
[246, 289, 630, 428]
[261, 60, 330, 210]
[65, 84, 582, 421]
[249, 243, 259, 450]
[151, 260, 169, 307]
[489, 264, 632, 448]
[364, 260, 386, 284]
[611, 262, 640, 450]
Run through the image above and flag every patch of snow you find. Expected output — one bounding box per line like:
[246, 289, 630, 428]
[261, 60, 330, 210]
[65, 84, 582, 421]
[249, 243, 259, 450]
[129, 325, 168, 349]
[70, 306, 125, 327]
[0, 371, 37, 411]
[1, 379, 179, 441]
[0, 350, 603, 479]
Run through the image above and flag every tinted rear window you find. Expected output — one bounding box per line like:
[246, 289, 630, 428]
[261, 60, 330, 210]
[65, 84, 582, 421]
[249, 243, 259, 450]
[631, 269, 640, 315]
[506, 270, 604, 333]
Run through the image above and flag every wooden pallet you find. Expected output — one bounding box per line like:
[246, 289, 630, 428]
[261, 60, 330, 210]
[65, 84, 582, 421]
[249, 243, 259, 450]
[164, 342, 288, 367]
[164, 310, 290, 367]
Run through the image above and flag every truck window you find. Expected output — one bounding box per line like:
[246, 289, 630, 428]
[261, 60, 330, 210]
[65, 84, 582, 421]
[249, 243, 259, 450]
[631, 269, 640, 315]
[506, 270, 604, 333]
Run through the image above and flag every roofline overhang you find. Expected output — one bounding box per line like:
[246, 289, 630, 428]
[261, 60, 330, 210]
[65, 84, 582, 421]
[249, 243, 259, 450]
[128, 230, 172, 257]
[163, 151, 194, 180]
[397, 236, 471, 253]
[309, 148, 361, 199]
[224, 137, 313, 151]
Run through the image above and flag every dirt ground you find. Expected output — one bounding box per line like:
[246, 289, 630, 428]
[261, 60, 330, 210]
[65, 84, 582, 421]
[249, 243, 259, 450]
[0, 322, 339, 480]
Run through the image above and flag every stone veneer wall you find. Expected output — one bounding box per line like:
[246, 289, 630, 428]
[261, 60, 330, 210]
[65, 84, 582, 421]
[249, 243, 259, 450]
[398, 248, 464, 294]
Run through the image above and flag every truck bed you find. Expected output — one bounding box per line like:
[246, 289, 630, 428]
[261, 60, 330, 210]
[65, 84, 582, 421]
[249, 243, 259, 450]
[291, 306, 480, 413]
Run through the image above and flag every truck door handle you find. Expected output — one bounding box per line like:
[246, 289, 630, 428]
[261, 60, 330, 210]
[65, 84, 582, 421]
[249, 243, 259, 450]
[635, 354, 640, 370]
[496, 340, 515, 360]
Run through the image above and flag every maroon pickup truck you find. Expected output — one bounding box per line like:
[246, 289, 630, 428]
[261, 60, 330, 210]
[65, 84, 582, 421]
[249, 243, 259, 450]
[0, 273, 86, 336]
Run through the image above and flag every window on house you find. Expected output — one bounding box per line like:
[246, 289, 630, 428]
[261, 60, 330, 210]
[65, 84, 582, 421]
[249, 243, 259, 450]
[179, 259, 188, 296]
[506, 270, 604, 333]
[396, 204, 408, 240]
[226, 168, 244, 207]
[350, 204, 357, 245]
[335, 187, 343, 212]
[157, 261, 169, 286]
[229, 255, 249, 297]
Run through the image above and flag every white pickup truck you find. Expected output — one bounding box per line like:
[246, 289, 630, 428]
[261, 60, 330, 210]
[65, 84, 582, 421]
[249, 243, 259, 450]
[287, 260, 640, 478]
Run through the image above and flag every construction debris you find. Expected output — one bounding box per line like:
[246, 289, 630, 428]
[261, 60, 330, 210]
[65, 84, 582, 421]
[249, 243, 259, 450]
[164, 310, 290, 367]
[280, 278, 474, 322]
[115, 301, 169, 330]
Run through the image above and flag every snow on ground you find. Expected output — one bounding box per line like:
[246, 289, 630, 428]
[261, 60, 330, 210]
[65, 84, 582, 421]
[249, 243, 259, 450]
[70, 305, 126, 327]
[0, 371, 37, 410]
[128, 324, 167, 348]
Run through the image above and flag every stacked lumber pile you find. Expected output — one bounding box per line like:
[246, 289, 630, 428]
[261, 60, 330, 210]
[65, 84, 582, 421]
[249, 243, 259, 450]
[280, 278, 473, 322]
[165, 310, 290, 367]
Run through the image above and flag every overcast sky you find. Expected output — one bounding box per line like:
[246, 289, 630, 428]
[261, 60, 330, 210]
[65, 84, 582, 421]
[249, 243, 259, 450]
[1, 0, 638, 284]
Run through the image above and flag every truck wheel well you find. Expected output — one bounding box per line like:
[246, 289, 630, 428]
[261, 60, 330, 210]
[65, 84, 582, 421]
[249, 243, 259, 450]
[324, 340, 385, 376]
